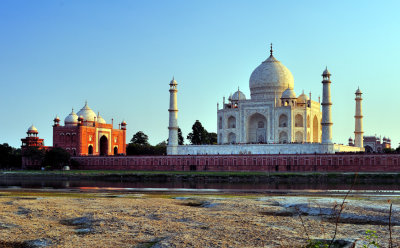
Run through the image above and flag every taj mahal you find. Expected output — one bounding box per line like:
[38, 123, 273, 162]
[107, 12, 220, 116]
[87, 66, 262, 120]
[167, 45, 365, 155]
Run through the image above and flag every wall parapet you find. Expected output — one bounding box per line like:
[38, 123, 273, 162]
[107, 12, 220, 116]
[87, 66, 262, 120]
[67, 154, 400, 172]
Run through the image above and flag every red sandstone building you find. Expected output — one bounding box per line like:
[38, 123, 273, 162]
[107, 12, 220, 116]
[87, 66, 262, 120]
[53, 102, 127, 156]
[21, 125, 45, 149]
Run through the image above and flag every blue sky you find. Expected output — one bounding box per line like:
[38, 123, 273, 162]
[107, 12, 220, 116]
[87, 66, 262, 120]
[0, 0, 399, 148]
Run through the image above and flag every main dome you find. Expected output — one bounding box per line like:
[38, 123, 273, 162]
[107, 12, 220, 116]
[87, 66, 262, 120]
[249, 52, 294, 101]
[77, 102, 97, 122]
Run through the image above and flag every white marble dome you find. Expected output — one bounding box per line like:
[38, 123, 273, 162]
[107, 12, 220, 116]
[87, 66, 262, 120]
[97, 113, 106, 124]
[297, 92, 309, 103]
[281, 87, 296, 99]
[77, 102, 97, 122]
[232, 90, 246, 101]
[249, 53, 294, 101]
[64, 109, 78, 126]
[27, 125, 38, 133]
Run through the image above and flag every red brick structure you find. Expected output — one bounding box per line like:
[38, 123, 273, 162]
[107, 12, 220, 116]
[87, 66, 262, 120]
[71, 154, 400, 172]
[21, 125, 51, 169]
[52, 102, 127, 156]
[21, 125, 45, 149]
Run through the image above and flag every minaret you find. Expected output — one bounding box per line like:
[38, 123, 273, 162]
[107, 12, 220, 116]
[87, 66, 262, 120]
[167, 77, 179, 155]
[354, 87, 363, 148]
[321, 67, 333, 144]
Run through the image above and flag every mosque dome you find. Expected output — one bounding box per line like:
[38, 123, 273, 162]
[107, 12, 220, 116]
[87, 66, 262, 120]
[297, 91, 309, 103]
[97, 113, 106, 124]
[232, 89, 246, 101]
[281, 87, 296, 99]
[77, 102, 97, 122]
[64, 109, 78, 126]
[27, 125, 38, 134]
[355, 87, 362, 94]
[249, 45, 294, 100]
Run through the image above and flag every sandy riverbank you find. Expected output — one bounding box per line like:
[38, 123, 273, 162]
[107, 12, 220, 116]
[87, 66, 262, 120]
[0, 191, 399, 247]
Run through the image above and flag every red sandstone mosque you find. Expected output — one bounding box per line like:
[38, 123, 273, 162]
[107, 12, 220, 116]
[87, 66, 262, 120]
[22, 102, 127, 156]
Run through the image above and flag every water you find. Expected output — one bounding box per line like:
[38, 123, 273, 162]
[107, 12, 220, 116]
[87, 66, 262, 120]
[1, 177, 400, 194]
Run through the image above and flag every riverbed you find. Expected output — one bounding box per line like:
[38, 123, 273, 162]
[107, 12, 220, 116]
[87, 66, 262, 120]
[0, 189, 399, 247]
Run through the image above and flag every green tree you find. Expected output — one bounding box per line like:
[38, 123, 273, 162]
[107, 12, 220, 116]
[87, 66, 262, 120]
[130, 131, 149, 145]
[42, 147, 71, 170]
[178, 128, 184, 145]
[207, 132, 218, 145]
[0, 143, 22, 169]
[187, 120, 209, 145]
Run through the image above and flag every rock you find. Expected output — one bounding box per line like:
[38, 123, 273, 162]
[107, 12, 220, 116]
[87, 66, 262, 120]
[23, 238, 53, 247]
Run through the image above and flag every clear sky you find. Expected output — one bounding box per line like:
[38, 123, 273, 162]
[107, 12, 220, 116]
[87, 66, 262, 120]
[1, 0, 399, 148]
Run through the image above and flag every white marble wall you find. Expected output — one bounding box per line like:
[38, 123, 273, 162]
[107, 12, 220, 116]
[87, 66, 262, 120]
[175, 143, 363, 155]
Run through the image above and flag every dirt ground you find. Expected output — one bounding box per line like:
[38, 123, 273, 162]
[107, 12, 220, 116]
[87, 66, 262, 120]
[0, 191, 399, 248]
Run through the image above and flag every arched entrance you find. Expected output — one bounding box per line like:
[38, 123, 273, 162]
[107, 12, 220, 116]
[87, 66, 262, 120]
[228, 116, 236, 128]
[114, 146, 118, 155]
[88, 145, 93, 155]
[100, 136, 108, 156]
[228, 132, 236, 144]
[295, 131, 303, 143]
[365, 145, 373, 153]
[247, 113, 267, 143]
[279, 131, 288, 143]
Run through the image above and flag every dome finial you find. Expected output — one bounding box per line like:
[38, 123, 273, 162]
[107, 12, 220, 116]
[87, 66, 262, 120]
[270, 43, 273, 56]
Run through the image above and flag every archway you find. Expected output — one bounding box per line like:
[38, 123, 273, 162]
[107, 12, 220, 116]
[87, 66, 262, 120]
[88, 145, 93, 155]
[279, 131, 288, 143]
[100, 136, 108, 156]
[295, 114, 303, 127]
[228, 132, 236, 144]
[295, 131, 303, 143]
[365, 145, 373, 153]
[247, 113, 267, 143]
[114, 146, 118, 155]
[279, 114, 288, 127]
[313, 116, 319, 143]
[228, 116, 236, 128]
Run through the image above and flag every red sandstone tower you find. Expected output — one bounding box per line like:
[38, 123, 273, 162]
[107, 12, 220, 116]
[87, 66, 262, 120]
[21, 125, 45, 149]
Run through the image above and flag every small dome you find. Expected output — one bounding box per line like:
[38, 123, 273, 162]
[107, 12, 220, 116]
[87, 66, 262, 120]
[297, 91, 309, 103]
[77, 102, 97, 122]
[232, 89, 246, 101]
[54, 115, 60, 121]
[121, 121, 127, 125]
[97, 113, 106, 124]
[348, 137, 353, 141]
[355, 87, 362, 94]
[322, 67, 331, 76]
[281, 87, 296, 99]
[27, 125, 38, 134]
[64, 109, 78, 126]
[170, 77, 177, 85]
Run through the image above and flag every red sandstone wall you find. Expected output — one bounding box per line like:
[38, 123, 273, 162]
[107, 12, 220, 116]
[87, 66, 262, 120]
[69, 154, 400, 172]
[53, 125, 126, 156]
